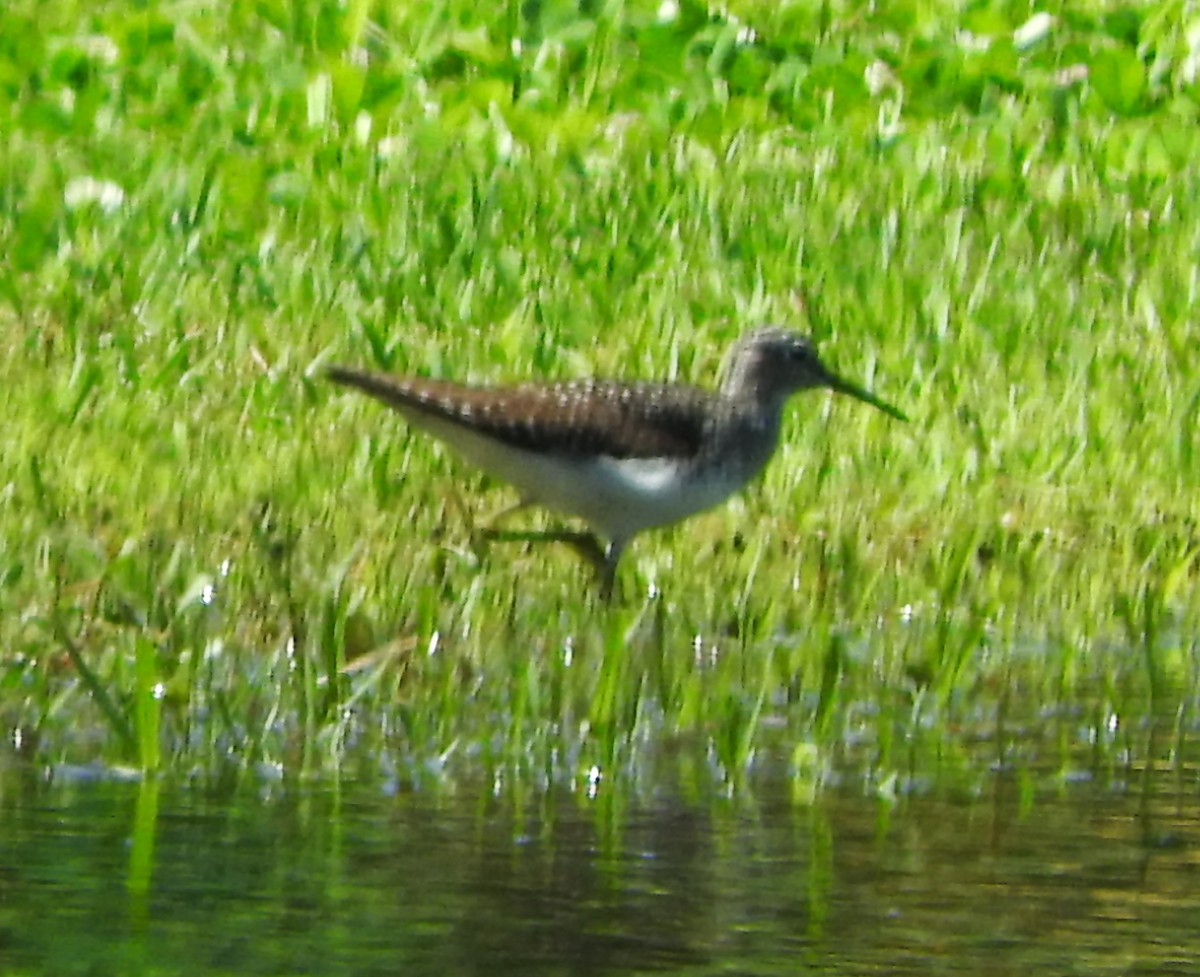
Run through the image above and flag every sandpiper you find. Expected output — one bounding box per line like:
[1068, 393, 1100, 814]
[328, 326, 906, 597]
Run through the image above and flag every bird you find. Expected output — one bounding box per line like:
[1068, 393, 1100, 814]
[327, 326, 906, 598]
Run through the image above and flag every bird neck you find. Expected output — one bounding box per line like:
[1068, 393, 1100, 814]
[699, 397, 788, 482]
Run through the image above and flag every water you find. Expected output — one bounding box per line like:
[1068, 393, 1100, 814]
[1, 763, 1196, 976]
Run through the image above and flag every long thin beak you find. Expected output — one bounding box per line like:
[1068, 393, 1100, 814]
[827, 373, 908, 422]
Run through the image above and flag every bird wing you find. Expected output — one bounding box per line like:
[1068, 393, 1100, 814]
[327, 368, 712, 460]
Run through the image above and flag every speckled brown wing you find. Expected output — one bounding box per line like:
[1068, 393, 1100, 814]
[327, 367, 712, 460]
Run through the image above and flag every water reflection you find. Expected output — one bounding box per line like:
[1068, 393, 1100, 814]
[0, 765, 1196, 975]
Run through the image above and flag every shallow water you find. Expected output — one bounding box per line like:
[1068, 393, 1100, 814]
[2, 761, 1197, 976]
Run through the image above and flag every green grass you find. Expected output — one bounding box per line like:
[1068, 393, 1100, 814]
[1, 0, 1197, 792]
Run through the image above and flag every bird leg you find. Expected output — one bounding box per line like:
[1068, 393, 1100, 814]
[598, 540, 625, 603]
[461, 496, 530, 561]
[467, 496, 622, 600]
[476, 525, 617, 598]
[478, 498, 533, 530]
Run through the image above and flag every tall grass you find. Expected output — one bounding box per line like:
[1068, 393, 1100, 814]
[1, 0, 1196, 790]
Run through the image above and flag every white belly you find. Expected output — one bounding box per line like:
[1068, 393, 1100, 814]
[526, 453, 750, 540]
[406, 411, 756, 542]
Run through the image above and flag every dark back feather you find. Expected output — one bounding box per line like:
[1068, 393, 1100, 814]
[327, 367, 715, 460]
